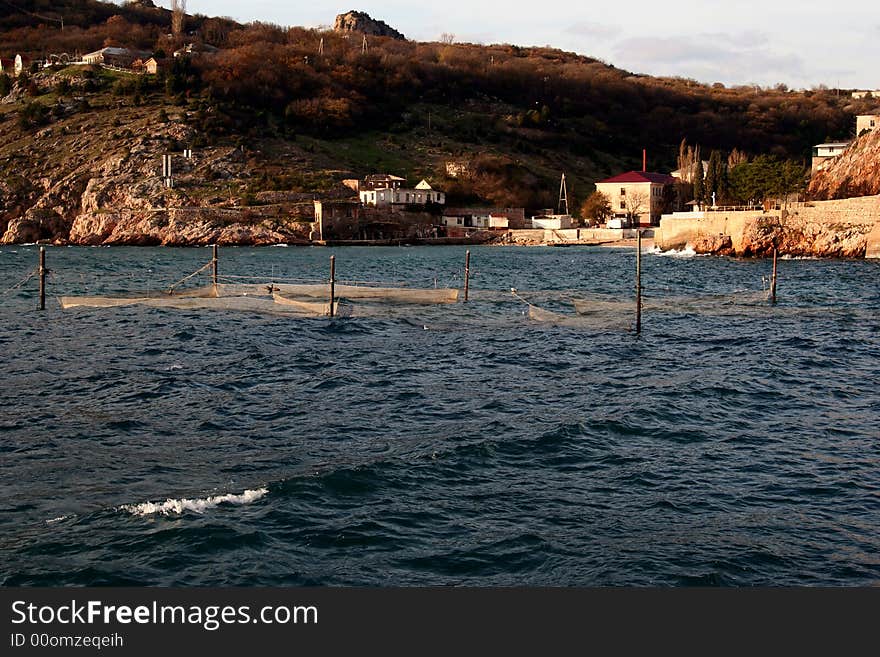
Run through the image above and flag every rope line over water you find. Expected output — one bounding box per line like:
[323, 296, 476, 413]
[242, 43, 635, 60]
[1, 268, 38, 297]
[166, 261, 214, 294]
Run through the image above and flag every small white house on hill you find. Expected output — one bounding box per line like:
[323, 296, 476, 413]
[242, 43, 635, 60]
[359, 176, 445, 207]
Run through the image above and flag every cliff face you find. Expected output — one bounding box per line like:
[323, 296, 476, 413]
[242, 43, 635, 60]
[0, 77, 316, 246]
[333, 11, 405, 40]
[808, 129, 880, 200]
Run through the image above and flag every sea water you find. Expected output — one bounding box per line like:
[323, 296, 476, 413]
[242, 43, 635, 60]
[0, 245, 878, 586]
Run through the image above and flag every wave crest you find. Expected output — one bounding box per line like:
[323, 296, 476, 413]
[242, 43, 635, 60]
[649, 245, 701, 258]
[121, 487, 268, 517]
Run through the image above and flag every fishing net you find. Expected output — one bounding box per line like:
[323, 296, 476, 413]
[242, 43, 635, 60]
[60, 274, 459, 318]
[273, 283, 459, 304]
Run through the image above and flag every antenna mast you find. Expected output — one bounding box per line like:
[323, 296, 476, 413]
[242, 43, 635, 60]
[558, 173, 569, 215]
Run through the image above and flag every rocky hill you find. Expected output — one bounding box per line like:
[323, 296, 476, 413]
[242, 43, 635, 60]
[333, 10, 405, 40]
[808, 129, 880, 200]
[0, 70, 328, 246]
[0, 0, 873, 248]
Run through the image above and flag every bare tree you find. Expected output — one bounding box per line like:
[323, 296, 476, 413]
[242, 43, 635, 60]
[624, 190, 648, 223]
[172, 0, 186, 42]
[440, 33, 456, 44]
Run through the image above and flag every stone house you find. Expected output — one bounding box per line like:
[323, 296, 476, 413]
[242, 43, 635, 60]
[314, 200, 361, 240]
[595, 171, 676, 226]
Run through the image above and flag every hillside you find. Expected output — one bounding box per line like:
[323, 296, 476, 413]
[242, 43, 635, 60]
[808, 129, 880, 200]
[0, 1, 876, 245]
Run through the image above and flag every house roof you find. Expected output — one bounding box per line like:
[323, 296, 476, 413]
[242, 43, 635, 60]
[598, 171, 677, 185]
[365, 174, 405, 182]
[415, 180, 433, 190]
[814, 142, 851, 148]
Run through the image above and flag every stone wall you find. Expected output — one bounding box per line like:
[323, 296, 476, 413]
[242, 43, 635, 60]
[504, 228, 642, 245]
[656, 197, 880, 257]
[655, 211, 768, 252]
[790, 196, 880, 225]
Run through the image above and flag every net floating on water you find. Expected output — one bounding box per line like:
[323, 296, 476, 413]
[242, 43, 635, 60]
[273, 283, 459, 304]
[59, 282, 459, 317]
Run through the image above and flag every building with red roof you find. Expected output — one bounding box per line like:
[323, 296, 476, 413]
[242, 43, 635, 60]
[595, 170, 677, 226]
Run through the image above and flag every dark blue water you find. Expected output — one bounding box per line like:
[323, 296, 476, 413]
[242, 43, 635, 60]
[1, 245, 878, 586]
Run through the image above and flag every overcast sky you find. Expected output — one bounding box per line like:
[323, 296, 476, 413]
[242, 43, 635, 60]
[177, 1, 878, 89]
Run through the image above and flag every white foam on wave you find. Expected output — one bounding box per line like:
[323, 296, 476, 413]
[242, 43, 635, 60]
[46, 514, 75, 524]
[121, 487, 268, 517]
[650, 245, 702, 258]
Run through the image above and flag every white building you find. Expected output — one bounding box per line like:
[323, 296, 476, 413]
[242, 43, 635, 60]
[531, 213, 574, 230]
[595, 171, 676, 226]
[852, 90, 880, 99]
[359, 177, 445, 208]
[856, 114, 879, 136]
[811, 142, 851, 174]
[442, 208, 524, 230]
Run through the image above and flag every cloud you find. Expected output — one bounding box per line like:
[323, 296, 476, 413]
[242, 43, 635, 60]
[610, 33, 809, 86]
[563, 21, 621, 41]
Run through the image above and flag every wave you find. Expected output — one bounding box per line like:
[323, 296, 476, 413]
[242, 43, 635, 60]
[120, 487, 268, 517]
[649, 245, 703, 258]
[46, 514, 75, 524]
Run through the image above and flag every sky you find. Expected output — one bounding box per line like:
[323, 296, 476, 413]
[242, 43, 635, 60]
[176, 1, 879, 89]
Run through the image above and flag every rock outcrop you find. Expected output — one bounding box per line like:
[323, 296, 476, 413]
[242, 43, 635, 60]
[809, 128, 880, 200]
[333, 10, 405, 40]
[0, 92, 316, 246]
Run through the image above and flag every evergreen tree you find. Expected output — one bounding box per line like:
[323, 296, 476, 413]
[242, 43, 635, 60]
[692, 159, 704, 205]
[705, 150, 726, 206]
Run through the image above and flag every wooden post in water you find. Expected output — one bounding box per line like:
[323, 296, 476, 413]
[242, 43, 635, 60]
[464, 250, 471, 302]
[212, 244, 219, 292]
[770, 247, 778, 304]
[329, 255, 336, 318]
[38, 247, 46, 311]
[635, 230, 642, 334]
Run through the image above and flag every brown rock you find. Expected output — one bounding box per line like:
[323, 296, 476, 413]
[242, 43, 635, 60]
[333, 11, 405, 40]
[809, 129, 880, 200]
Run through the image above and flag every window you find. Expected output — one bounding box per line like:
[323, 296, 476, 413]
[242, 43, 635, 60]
[620, 188, 626, 196]
[872, 119, 876, 127]
[620, 201, 626, 210]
